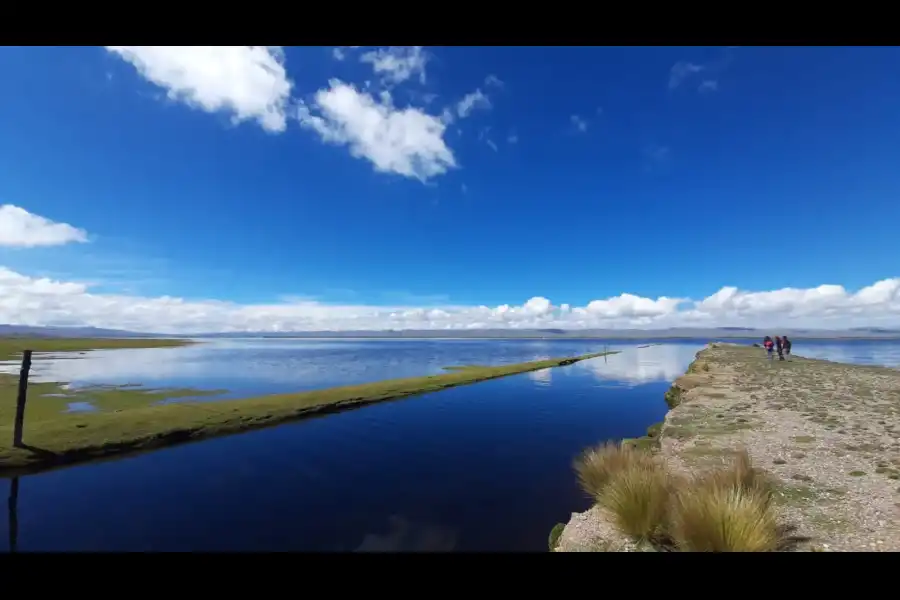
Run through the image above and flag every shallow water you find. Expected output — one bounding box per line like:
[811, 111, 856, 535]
[1, 338, 898, 551]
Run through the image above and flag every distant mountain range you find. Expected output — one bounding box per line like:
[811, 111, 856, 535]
[2, 324, 900, 340]
[0, 324, 155, 338]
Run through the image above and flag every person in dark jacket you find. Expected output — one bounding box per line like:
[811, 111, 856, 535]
[774, 336, 785, 361]
[782, 336, 792, 360]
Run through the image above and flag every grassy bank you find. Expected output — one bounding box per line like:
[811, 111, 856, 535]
[0, 342, 617, 476]
[556, 343, 900, 552]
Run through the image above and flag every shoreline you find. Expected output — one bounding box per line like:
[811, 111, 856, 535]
[553, 343, 900, 552]
[0, 343, 617, 477]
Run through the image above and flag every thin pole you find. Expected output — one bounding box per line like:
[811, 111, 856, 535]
[13, 350, 32, 447]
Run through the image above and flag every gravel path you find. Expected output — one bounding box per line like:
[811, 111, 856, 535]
[555, 343, 900, 552]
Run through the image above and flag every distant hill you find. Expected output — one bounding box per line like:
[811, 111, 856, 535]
[0, 324, 156, 338]
[2, 324, 900, 340]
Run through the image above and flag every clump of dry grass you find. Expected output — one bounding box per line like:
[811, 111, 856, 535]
[669, 450, 778, 552]
[598, 459, 671, 541]
[574, 444, 781, 551]
[701, 449, 774, 504]
[574, 442, 658, 499]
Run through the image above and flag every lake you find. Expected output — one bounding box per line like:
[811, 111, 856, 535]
[2, 338, 899, 551]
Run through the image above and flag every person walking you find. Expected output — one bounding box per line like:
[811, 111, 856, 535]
[763, 336, 774, 360]
[782, 335, 792, 360]
[775, 336, 785, 361]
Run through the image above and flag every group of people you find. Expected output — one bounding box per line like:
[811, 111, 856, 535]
[762, 335, 792, 361]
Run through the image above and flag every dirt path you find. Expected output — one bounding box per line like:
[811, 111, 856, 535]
[556, 343, 900, 552]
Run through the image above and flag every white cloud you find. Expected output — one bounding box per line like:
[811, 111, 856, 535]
[105, 46, 293, 133]
[332, 46, 361, 61]
[104, 46, 500, 182]
[668, 61, 704, 90]
[0, 205, 88, 248]
[359, 46, 428, 85]
[1, 265, 899, 333]
[698, 80, 719, 93]
[484, 74, 504, 88]
[455, 89, 491, 118]
[571, 115, 588, 132]
[296, 79, 456, 181]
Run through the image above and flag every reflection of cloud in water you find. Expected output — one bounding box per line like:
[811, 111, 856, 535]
[527, 368, 552, 385]
[0, 346, 211, 384]
[575, 344, 704, 386]
[792, 344, 900, 368]
[0, 342, 390, 387]
[354, 516, 457, 552]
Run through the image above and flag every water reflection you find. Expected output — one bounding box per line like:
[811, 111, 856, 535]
[354, 516, 457, 552]
[7, 478, 18, 553]
[527, 368, 552, 386]
[574, 344, 704, 386]
[3, 339, 899, 552]
[793, 343, 900, 368]
[0, 339, 610, 398]
[3, 339, 898, 401]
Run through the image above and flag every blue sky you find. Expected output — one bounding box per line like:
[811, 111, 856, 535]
[0, 46, 898, 332]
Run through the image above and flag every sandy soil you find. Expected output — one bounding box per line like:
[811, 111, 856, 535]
[555, 343, 900, 552]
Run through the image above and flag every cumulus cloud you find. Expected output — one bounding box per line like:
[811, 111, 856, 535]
[105, 46, 293, 133]
[296, 79, 456, 181]
[0, 205, 88, 247]
[1, 264, 899, 334]
[359, 46, 428, 85]
[104, 46, 497, 183]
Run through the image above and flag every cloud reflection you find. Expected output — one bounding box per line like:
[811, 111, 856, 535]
[354, 516, 457, 552]
[574, 344, 704, 386]
[792, 343, 900, 368]
[527, 368, 552, 385]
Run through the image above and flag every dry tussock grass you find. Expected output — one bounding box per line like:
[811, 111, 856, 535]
[598, 460, 671, 540]
[574, 442, 658, 499]
[574, 444, 780, 551]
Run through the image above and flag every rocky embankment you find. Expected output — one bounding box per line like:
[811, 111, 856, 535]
[553, 343, 900, 552]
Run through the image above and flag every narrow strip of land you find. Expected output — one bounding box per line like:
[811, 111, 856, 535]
[0, 338, 616, 476]
[555, 343, 900, 552]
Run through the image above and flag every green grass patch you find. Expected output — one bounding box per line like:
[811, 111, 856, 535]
[0, 346, 617, 476]
[548, 522, 566, 551]
[664, 385, 683, 409]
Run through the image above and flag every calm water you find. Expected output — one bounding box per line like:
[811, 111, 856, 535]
[2, 338, 899, 551]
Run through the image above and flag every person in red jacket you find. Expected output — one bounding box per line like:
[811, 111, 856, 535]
[763, 336, 774, 359]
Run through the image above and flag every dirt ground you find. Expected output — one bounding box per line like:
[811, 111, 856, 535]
[556, 343, 900, 552]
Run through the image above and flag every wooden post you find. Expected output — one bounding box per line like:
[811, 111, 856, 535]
[604, 344, 608, 363]
[13, 350, 32, 448]
[7, 478, 18, 553]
